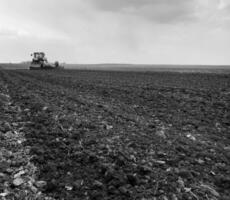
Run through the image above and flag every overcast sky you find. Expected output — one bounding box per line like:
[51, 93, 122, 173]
[0, 0, 230, 64]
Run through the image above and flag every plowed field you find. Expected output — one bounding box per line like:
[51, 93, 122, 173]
[0, 69, 230, 200]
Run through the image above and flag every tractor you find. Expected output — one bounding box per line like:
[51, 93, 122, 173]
[29, 52, 64, 70]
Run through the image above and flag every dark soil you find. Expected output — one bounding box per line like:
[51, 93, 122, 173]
[0, 69, 229, 200]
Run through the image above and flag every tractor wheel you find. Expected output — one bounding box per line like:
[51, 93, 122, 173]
[55, 61, 59, 67]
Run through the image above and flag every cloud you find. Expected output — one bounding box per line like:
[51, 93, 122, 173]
[0, 28, 19, 37]
[218, 0, 230, 9]
[0, 0, 230, 64]
[87, 0, 197, 23]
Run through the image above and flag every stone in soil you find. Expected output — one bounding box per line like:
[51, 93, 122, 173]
[13, 178, 24, 186]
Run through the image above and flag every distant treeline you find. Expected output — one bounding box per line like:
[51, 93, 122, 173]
[0, 63, 30, 70]
[0, 63, 230, 73]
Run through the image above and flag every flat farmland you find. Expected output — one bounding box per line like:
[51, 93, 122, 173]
[0, 69, 230, 200]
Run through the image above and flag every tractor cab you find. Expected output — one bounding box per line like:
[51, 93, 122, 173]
[31, 52, 47, 65]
